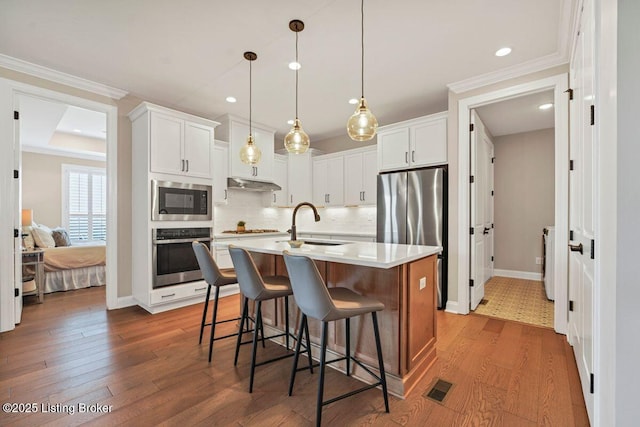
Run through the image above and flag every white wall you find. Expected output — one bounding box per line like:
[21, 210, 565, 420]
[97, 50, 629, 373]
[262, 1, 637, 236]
[214, 190, 376, 235]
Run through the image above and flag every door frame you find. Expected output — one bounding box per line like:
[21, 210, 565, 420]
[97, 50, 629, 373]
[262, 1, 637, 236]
[0, 78, 118, 332]
[455, 73, 569, 334]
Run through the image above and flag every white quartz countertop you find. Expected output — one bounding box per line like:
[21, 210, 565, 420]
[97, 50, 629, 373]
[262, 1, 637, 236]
[214, 238, 441, 269]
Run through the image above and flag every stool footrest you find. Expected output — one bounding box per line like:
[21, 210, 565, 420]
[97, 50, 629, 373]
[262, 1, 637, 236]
[322, 382, 382, 406]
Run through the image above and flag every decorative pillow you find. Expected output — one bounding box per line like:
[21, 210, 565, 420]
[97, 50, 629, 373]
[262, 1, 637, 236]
[23, 227, 35, 250]
[31, 225, 56, 248]
[51, 228, 71, 247]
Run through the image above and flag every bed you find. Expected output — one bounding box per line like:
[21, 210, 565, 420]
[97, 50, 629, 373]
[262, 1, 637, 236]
[42, 243, 106, 293]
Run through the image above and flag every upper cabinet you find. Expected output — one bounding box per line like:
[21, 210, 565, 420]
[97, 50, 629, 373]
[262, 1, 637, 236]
[344, 147, 377, 205]
[288, 151, 313, 206]
[377, 112, 447, 172]
[213, 141, 229, 205]
[130, 103, 218, 179]
[265, 154, 288, 207]
[313, 155, 344, 207]
[215, 114, 275, 181]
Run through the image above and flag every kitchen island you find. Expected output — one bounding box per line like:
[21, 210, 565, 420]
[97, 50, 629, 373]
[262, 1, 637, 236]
[214, 238, 442, 398]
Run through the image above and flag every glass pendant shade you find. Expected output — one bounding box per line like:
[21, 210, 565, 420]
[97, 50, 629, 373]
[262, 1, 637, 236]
[240, 134, 262, 164]
[347, 97, 378, 141]
[284, 118, 310, 154]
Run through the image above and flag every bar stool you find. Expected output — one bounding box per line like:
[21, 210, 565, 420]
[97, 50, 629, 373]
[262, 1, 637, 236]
[229, 245, 305, 393]
[283, 251, 390, 427]
[192, 241, 257, 363]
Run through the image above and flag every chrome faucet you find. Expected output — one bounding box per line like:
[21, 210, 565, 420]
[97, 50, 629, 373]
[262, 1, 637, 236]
[290, 202, 320, 241]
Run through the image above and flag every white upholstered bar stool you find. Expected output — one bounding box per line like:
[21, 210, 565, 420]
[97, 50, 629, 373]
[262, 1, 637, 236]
[229, 245, 299, 393]
[192, 241, 245, 363]
[283, 251, 390, 427]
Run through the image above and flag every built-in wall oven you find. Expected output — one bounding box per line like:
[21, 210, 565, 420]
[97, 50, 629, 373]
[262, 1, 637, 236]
[151, 180, 212, 221]
[152, 227, 212, 288]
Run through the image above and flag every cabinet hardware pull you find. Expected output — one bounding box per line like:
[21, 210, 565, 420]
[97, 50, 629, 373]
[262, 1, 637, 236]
[273, 193, 276, 203]
[405, 152, 408, 163]
[290, 194, 293, 204]
[327, 194, 330, 203]
[181, 159, 185, 171]
[412, 151, 415, 163]
[186, 159, 189, 172]
[569, 243, 583, 254]
[224, 189, 227, 200]
[161, 293, 176, 298]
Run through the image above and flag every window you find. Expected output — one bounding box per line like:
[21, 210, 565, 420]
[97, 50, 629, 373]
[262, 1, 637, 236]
[62, 164, 106, 242]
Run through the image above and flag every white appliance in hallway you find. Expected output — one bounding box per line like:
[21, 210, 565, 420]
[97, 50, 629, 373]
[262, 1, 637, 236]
[543, 226, 555, 300]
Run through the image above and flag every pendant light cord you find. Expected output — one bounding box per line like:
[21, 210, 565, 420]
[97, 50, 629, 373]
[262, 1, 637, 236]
[249, 59, 253, 137]
[361, 0, 365, 99]
[295, 30, 299, 120]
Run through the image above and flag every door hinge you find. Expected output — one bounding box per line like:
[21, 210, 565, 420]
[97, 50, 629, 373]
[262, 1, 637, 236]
[491, 157, 495, 164]
[13, 110, 19, 120]
[590, 105, 595, 126]
[570, 160, 574, 171]
[469, 279, 474, 287]
[491, 256, 494, 262]
[591, 239, 595, 259]
[491, 223, 494, 228]
[491, 190, 494, 196]
[470, 227, 474, 235]
[14, 229, 19, 238]
[565, 88, 574, 100]
[590, 373, 595, 394]
[569, 300, 574, 312]
[470, 175, 475, 183]
[470, 123, 474, 132]
[15, 288, 19, 297]
[570, 230, 574, 240]
[14, 170, 19, 179]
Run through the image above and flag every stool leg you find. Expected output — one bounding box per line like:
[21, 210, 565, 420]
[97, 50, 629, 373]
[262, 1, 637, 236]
[285, 295, 290, 350]
[234, 297, 249, 366]
[304, 316, 313, 374]
[345, 317, 351, 376]
[249, 301, 262, 393]
[199, 284, 212, 344]
[372, 311, 390, 413]
[316, 321, 329, 427]
[289, 314, 306, 396]
[207, 286, 221, 363]
[260, 310, 266, 348]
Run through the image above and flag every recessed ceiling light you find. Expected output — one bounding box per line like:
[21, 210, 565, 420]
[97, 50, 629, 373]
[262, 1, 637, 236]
[287, 119, 294, 125]
[348, 98, 359, 105]
[538, 103, 554, 110]
[73, 129, 82, 133]
[226, 96, 237, 103]
[288, 61, 301, 70]
[495, 47, 512, 57]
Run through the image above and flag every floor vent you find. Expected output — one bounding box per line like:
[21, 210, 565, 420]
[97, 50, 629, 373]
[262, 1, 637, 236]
[479, 299, 489, 305]
[424, 379, 453, 403]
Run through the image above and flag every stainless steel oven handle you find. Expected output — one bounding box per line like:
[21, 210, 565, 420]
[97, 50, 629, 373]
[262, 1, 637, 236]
[153, 237, 212, 244]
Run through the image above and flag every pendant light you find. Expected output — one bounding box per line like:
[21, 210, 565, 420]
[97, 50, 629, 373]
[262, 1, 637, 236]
[347, 0, 378, 141]
[239, 51, 262, 165]
[284, 19, 310, 154]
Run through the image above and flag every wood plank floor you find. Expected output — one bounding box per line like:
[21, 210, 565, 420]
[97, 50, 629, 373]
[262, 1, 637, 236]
[0, 287, 589, 426]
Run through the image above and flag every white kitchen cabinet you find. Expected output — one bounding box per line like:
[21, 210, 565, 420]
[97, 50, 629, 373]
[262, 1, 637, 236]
[213, 141, 229, 205]
[344, 147, 377, 205]
[265, 154, 288, 206]
[216, 114, 275, 181]
[377, 111, 447, 172]
[287, 151, 313, 206]
[312, 155, 344, 206]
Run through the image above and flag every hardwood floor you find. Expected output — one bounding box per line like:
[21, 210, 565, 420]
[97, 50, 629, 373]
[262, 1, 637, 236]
[1, 287, 589, 426]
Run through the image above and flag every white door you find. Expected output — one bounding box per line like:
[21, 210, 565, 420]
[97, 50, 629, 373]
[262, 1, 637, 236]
[568, 0, 595, 420]
[470, 110, 493, 310]
[13, 96, 23, 324]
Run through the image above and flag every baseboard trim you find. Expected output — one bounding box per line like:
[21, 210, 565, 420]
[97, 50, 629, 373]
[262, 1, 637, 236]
[115, 296, 137, 309]
[494, 269, 543, 281]
[445, 300, 462, 314]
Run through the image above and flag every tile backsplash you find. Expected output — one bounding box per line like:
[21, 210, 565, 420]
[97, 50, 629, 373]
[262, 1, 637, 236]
[214, 189, 376, 235]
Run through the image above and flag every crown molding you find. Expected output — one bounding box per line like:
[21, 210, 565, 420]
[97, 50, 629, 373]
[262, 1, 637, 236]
[0, 54, 128, 100]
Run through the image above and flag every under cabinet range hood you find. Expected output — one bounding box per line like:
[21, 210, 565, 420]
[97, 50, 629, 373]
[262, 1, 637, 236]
[227, 177, 282, 192]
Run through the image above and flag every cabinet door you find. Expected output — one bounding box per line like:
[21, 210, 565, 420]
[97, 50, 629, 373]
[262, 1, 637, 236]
[253, 127, 274, 181]
[288, 152, 312, 205]
[312, 158, 328, 206]
[271, 156, 288, 206]
[377, 127, 409, 172]
[150, 112, 184, 175]
[213, 144, 228, 204]
[326, 157, 344, 206]
[184, 122, 213, 178]
[229, 121, 254, 179]
[361, 150, 377, 204]
[410, 117, 447, 167]
[344, 153, 364, 205]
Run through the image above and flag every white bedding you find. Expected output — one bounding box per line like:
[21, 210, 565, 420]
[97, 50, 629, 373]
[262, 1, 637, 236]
[40, 242, 107, 293]
[45, 265, 106, 293]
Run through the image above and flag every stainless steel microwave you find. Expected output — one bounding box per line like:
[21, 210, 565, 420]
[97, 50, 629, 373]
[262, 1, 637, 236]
[151, 180, 212, 221]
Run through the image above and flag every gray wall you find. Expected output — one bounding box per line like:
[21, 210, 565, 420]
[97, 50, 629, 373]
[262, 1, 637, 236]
[493, 128, 555, 274]
[617, 0, 640, 424]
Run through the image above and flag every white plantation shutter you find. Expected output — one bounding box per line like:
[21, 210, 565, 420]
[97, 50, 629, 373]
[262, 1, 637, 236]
[62, 165, 106, 242]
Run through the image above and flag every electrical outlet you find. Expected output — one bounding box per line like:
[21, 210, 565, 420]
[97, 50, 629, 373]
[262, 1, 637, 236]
[535, 257, 543, 265]
[419, 277, 426, 290]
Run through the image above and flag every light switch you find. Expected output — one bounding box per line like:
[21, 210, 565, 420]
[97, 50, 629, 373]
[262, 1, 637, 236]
[419, 277, 426, 290]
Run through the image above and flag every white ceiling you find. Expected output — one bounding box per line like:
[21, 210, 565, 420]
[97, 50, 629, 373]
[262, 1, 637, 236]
[475, 90, 555, 137]
[0, 0, 575, 143]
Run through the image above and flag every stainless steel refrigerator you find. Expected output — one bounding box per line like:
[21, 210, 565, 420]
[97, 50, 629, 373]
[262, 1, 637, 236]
[377, 167, 448, 308]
